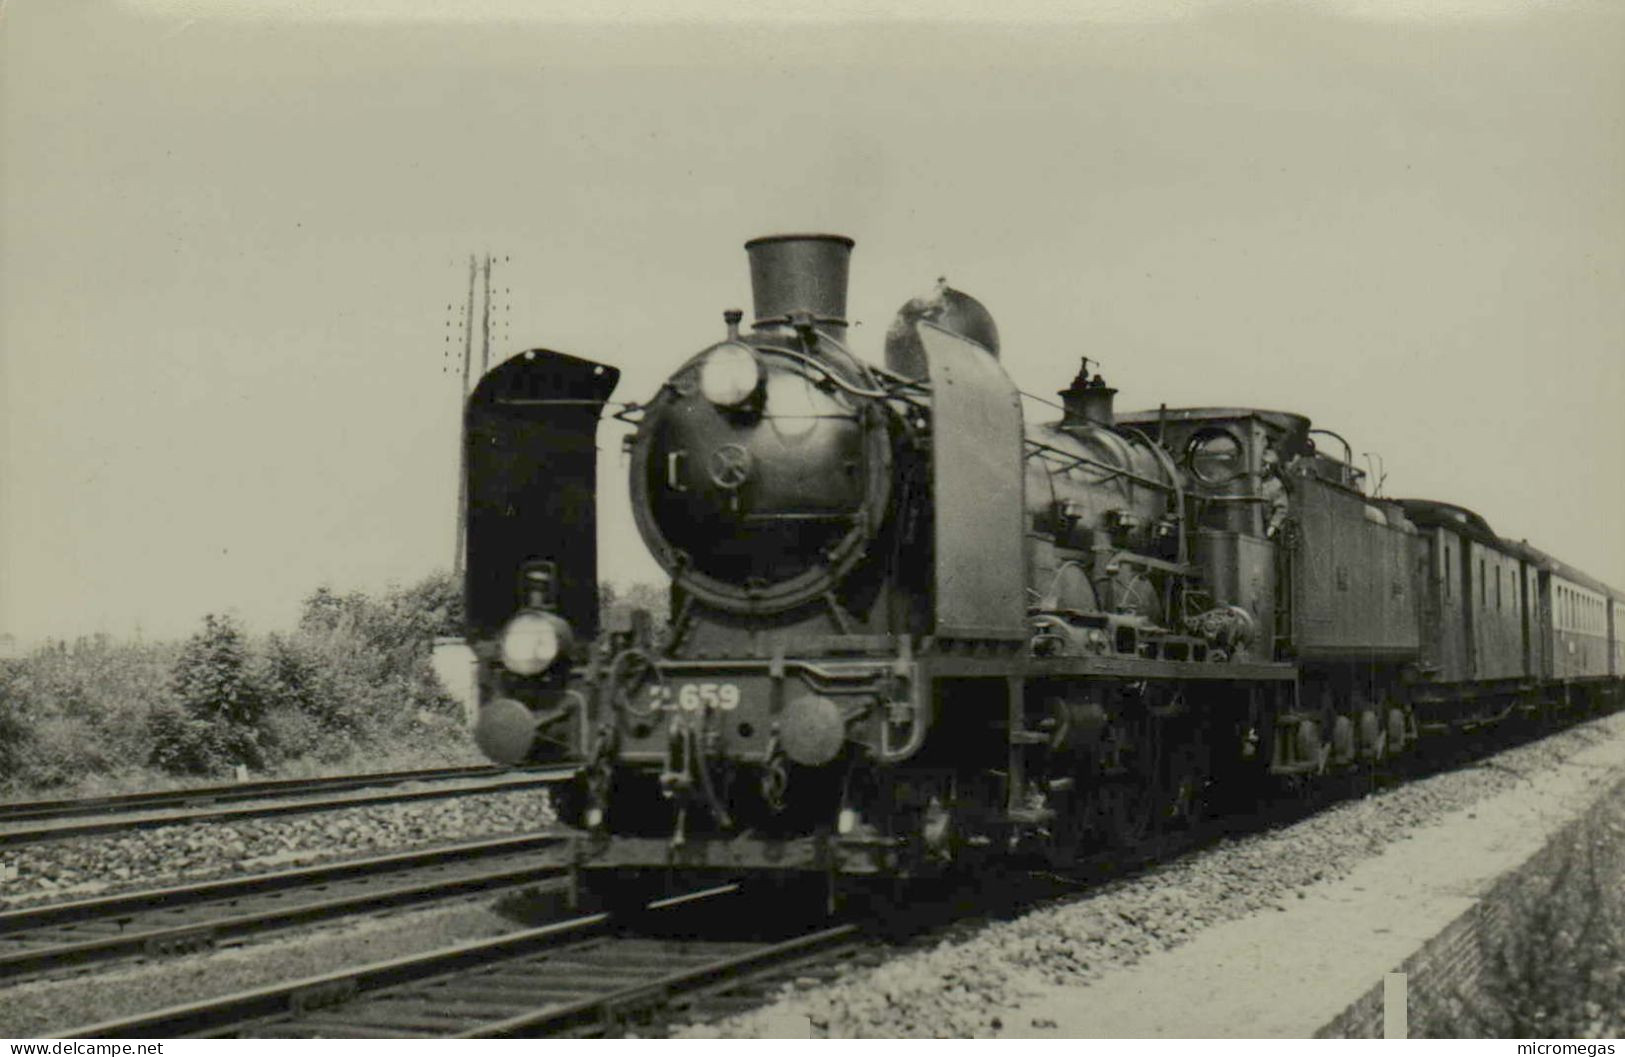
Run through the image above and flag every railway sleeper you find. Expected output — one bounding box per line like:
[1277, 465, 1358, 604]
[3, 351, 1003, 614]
[143, 927, 216, 957]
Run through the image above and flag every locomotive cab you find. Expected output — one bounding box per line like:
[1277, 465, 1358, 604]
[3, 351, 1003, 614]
[1113, 407, 1311, 537]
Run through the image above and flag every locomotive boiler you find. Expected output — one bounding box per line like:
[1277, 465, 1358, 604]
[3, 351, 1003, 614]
[462, 233, 1624, 887]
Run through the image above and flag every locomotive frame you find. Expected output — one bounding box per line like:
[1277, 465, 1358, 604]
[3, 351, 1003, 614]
[462, 233, 1624, 890]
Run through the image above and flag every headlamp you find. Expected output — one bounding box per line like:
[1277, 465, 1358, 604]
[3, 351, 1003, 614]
[499, 611, 570, 676]
[697, 342, 763, 408]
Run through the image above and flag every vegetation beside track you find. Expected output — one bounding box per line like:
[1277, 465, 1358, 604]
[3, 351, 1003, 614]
[1414, 776, 1625, 1039]
[0, 573, 477, 796]
[0, 575, 670, 799]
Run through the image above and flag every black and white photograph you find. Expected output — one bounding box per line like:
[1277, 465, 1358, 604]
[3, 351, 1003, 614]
[2, 0, 1623, 1042]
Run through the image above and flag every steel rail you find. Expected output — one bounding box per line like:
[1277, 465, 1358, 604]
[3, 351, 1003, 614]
[62, 913, 615, 1038]
[61, 892, 863, 1039]
[0, 764, 557, 823]
[0, 767, 575, 847]
[0, 833, 572, 979]
[453, 925, 861, 1038]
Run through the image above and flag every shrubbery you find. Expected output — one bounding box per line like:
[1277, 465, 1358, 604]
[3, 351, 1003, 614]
[1413, 785, 1625, 1038]
[0, 636, 178, 791]
[152, 614, 266, 774]
[0, 572, 471, 794]
[600, 579, 669, 637]
[0, 572, 665, 794]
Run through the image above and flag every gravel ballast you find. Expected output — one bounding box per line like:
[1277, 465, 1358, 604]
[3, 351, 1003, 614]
[5, 717, 1622, 1039]
[0, 789, 555, 910]
[2, 900, 532, 1038]
[680, 713, 1625, 1039]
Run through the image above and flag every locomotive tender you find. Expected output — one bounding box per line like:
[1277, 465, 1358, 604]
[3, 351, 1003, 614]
[463, 234, 1624, 882]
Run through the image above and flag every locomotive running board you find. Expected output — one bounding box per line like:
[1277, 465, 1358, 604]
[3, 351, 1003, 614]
[921, 654, 1297, 681]
[463, 348, 621, 641]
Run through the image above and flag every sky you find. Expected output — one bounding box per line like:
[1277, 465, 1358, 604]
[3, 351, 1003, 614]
[2, 0, 1622, 644]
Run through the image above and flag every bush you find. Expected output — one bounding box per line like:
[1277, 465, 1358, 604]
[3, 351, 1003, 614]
[246, 574, 468, 769]
[4, 571, 477, 794]
[151, 614, 264, 775]
[299, 572, 462, 661]
[0, 661, 33, 783]
[600, 579, 669, 638]
[0, 638, 177, 792]
[259, 631, 351, 734]
[1414, 788, 1625, 1038]
[146, 699, 242, 776]
[255, 703, 330, 766]
[171, 614, 261, 728]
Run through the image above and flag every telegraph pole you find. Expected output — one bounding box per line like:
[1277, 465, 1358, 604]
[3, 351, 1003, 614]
[453, 255, 477, 575]
[453, 253, 510, 575]
[460, 255, 477, 399]
[480, 255, 494, 376]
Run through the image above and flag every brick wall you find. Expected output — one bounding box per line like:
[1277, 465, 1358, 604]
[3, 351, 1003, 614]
[1316, 782, 1618, 1039]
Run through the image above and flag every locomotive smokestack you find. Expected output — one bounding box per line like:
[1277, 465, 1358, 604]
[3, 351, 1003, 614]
[744, 234, 854, 343]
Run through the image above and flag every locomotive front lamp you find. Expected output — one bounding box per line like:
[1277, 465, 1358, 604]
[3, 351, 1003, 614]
[697, 342, 763, 408]
[520, 561, 559, 611]
[499, 611, 572, 676]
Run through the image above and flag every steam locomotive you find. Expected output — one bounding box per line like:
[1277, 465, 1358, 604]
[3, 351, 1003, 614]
[463, 234, 1624, 884]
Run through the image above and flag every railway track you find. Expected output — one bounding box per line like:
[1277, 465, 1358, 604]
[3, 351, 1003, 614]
[28, 719, 1608, 1039]
[0, 765, 574, 846]
[0, 833, 573, 980]
[60, 887, 862, 1039]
